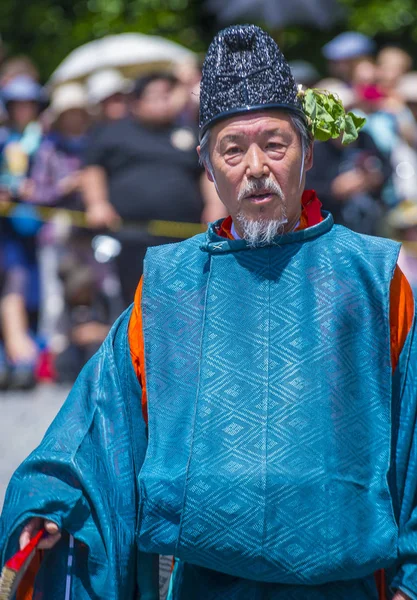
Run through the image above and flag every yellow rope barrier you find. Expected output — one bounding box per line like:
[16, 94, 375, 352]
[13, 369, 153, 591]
[0, 200, 207, 239]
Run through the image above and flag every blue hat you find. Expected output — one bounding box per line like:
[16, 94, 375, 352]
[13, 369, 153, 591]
[199, 24, 304, 139]
[1, 75, 45, 105]
[322, 32, 376, 61]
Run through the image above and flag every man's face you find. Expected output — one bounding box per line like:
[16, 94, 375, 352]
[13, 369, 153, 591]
[102, 93, 128, 121]
[8, 100, 38, 131]
[133, 79, 177, 126]
[201, 111, 312, 237]
[328, 58, 361, 84]
[58, 108, 89, 136]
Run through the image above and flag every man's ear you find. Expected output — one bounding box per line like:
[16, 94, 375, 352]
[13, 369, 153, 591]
[205, 168, 214, 182]
[305, 142, 314, 172]
[197, 145, 214, 182]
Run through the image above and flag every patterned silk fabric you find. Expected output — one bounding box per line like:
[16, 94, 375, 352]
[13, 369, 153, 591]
[0, 310, 157, 599]
[139, 215, 404, 598]
[2, 217, 417, 599]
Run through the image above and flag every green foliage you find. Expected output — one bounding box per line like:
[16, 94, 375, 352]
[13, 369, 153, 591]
[3, 0, 417, 82]
[339, 0, 416, 37]
[0, 0, 211, 80]
[298, 88, 366, 145]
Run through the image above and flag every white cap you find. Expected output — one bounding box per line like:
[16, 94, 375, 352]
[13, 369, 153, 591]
[50, 83, 88, 119]
[397, 72, 417, 103]
[86, 68, 133, 104]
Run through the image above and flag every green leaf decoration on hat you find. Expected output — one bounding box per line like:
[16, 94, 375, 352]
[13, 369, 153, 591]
[297, 88, 366, 145]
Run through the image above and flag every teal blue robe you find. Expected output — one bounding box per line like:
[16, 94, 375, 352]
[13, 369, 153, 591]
[2, 214, 417, 599]
[0, 309, 158, 599]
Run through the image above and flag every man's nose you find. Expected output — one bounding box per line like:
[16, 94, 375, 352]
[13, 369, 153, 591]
[245, 145, 269, 179]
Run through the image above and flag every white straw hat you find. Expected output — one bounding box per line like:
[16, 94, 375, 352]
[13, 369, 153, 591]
[87, 68, 133, 104]
[50, 83, 88, 119]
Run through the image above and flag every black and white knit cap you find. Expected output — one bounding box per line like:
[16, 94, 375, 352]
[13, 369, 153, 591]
[199, 24, 305, 140]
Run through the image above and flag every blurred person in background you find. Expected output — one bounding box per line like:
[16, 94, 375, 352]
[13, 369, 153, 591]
[376, 48, 417, 149]
[306, 78, 391, 235]
[174, 57, 202, 126]
[322, 31, 376, 86]
[350, 60, 402, 207]
[0, 74, 45, 389]
[389, 72, 417, 203]
[86, 68, 132, 122]
[377, 46, 412, 96]
[0, 75, 44, 197]
[352, 57, 378, 88]
[353, 53, 417, 146]
[352, 58, 417, 205]
[0, 56, 41, 126]
[82, 71, 224, 305]
[29, 82, 91, 352]
[353, 60, 398, 155]
[30, 82, 89, 209]
[52, 245, 122, 383]
[29, 82, 123, 377]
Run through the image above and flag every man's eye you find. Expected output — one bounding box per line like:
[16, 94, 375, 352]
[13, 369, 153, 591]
[225, 146, 241, 155]
[266, 142, 285, 150]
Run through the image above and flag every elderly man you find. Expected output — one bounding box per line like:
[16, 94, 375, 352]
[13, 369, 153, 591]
[1, 25, 417, 600]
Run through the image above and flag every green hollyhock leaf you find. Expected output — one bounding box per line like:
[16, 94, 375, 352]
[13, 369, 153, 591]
[315, 103, 334, 123]
[342, 112, 366, 145]
[330, 116, 344, 139]
[304, 89, 317, 121]
[298, 87, 366, 145]
[314, 124, 333, 141]
[342, 114, 357, 145]
[314, 130, 332, 142]
[349, 111, 366, 130]
[327, 95, 344, 118]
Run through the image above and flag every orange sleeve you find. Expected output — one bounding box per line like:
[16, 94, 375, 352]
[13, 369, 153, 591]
[128, 276, 148, 424]
[390, 265, 415, 373]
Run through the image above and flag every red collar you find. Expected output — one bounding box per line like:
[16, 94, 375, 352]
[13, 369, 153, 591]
[217, 190, 323, 239]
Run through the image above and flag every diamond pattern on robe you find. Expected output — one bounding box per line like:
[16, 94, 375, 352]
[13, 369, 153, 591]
[138, 223, 399, 593]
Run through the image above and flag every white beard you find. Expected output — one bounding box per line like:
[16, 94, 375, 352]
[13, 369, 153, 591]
[234, 175, 289, 246]
[235, 213, 288, 247]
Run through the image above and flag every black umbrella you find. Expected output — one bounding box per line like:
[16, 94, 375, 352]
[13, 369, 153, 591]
[206, 0, 344, 29]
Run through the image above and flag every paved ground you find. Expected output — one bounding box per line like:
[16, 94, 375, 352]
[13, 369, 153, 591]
[0, 384, 69, 509]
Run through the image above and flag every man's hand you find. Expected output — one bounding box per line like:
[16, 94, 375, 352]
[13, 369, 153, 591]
[71, 322, 110, 346]
[85, 201, 121, 230]
[393, 591, 412, 599]
[20, 517, 61, 550]
[57, 171, 82, 196]
[18, 178, 35, 201]
[331, 170, 367, 201]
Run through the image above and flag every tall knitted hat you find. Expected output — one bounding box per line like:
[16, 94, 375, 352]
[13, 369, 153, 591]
[199, 25, 304, 139]
[199, 24, 365, 145]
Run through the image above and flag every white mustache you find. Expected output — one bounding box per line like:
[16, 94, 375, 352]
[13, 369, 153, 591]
[237, 177, 284, 203]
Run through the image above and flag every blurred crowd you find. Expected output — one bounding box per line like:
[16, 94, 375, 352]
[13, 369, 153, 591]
[1, 30, 417, 390]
